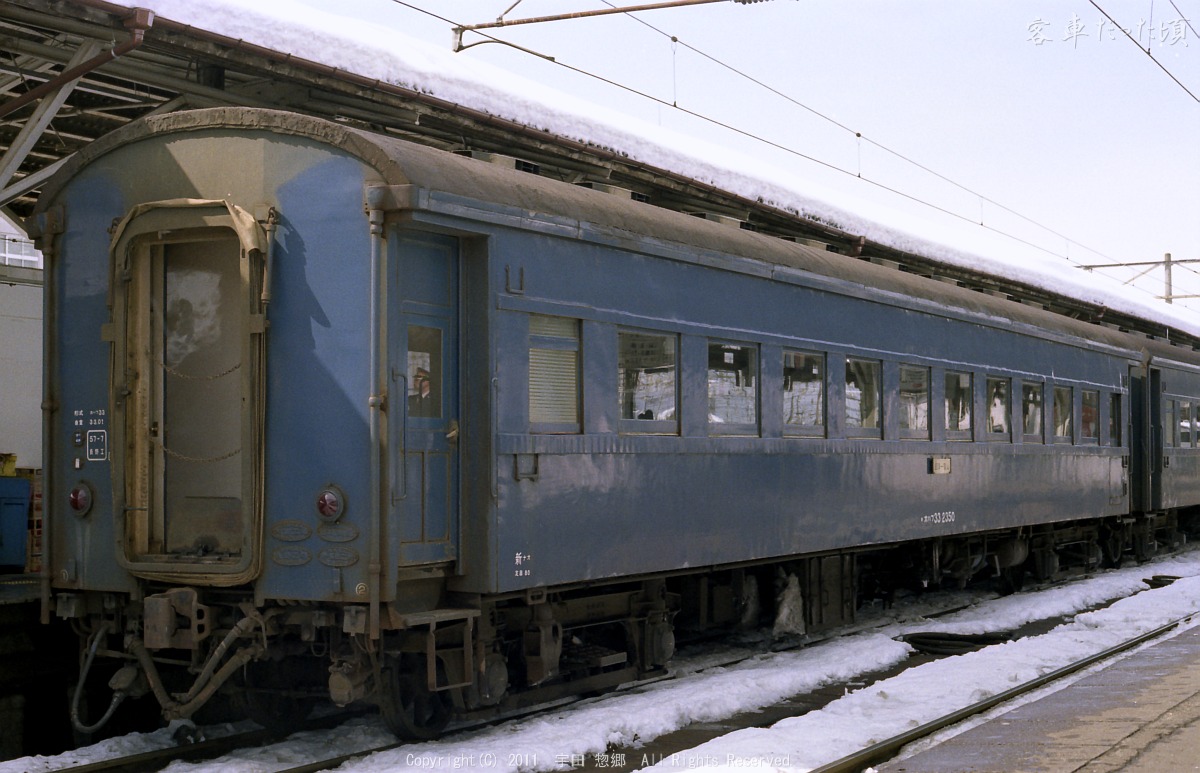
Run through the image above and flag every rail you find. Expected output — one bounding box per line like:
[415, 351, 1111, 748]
[44, 580, 1197, 773]
[811, 611, 1197, 773]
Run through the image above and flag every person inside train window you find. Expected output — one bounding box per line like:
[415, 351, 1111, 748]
[1053, 386, 1073, 441]
[986, 378, 1009, 438]
[1082, 390, 1100, 441]
[1023, 381, 1044, 441]
[409, 367, 437, 417]
[407, 325, 442, 419]
[945, 371, 972, 439]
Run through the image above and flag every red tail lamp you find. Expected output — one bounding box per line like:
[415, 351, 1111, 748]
[316, 486, 345, 522]
[69, 482, 93, 516]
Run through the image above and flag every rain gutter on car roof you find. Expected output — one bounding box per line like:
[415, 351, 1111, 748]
[62, 0, 858, 247]
[37, 0, 1200, 349]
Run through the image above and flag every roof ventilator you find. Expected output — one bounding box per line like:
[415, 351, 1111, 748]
[687, 211, 748, 230]
[456, 150, 540, 175]
[576, 181, 649, 203]
[783, 236, 837, 252]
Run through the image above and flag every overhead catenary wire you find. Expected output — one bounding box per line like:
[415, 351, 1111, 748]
[1167, 0, 1200, 40]
[602, 0, 1200, 283]
[1089, 0, 1200, 103]
[393, 1, 1194, 304]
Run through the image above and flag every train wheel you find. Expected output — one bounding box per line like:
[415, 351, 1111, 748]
[1101, 527, 1125, 568]
[996, 565, 1026, 596]
[237, 660, 316, 735]
[380, 655, 451, 741]
[1133, 527, 1157, 563]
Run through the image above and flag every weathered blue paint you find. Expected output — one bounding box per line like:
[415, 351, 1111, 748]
[49, 173, 136, 593]
[257, 154, 376, 602]
[33, 108, 1194, 615]
[0, 477, 30, 568]
[462, 215, 1132, 592]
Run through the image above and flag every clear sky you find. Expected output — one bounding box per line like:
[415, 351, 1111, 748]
[294, 0, 1198, 312]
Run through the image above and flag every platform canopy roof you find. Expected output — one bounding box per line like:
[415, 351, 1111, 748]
[1, 0, 1196, 348]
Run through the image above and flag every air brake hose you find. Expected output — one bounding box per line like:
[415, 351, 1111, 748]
[70, 627, 128, 735]
[176, 613, 263, 704]
[129, 618, 268, 720]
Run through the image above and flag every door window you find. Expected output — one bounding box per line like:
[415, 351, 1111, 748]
[407, 325, 443, 419]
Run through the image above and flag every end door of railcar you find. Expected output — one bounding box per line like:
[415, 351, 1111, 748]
[108, 204, 267, 583]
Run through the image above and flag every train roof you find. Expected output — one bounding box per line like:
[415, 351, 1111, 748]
[2, 1, 1198, 353]
[35, 106, 1189, 367]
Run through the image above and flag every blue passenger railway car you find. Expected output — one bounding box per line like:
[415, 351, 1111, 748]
[28, 107, 1200, 738]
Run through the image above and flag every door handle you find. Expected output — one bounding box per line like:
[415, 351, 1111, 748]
[446, 420, 459, 443]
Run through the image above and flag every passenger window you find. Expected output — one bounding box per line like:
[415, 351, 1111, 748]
[707, 341, 758, 434]
[618, 331, 678, 433]
[783, 350, 824, 437]
[1080, 390, 1098, 441]
[1053, 386, 1073, 442]
[1022, 381, 1044, 441]
[528, 315, 580, 432]
[899, 366, 930, 439]
[1109, 393, 1122, 446]
[986, 377, 1010, 439]
[1163, 401, 1177, 448]
[845, 358, 881, 434]
[945, 371, 973, 440]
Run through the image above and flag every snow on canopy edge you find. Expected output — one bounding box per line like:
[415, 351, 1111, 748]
[91, 0, 1200, 338]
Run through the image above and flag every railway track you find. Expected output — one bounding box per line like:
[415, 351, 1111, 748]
[813, 608, 1195, 773]
[49, 710, 372, 773]
[38, 584, 992, 773]
[578, 572, 1200, 772]
[37, 567, 1200, 773]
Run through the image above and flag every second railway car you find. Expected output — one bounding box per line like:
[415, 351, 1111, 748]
[29, 107, 1199, 738]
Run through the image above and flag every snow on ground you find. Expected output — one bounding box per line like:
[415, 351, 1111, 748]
[95, 0, 1200, 339]
[10, 4, 1200, 770]
[7, 549, 1200, 773]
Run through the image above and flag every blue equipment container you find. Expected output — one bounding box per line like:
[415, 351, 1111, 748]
[0, 478, 30, 569]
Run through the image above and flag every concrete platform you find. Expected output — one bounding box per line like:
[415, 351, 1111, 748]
[0, 575, 40, 606]
[880, 623, 1200, 773]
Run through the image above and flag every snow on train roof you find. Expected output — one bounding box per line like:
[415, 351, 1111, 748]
[104, 0, 1200, 339]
